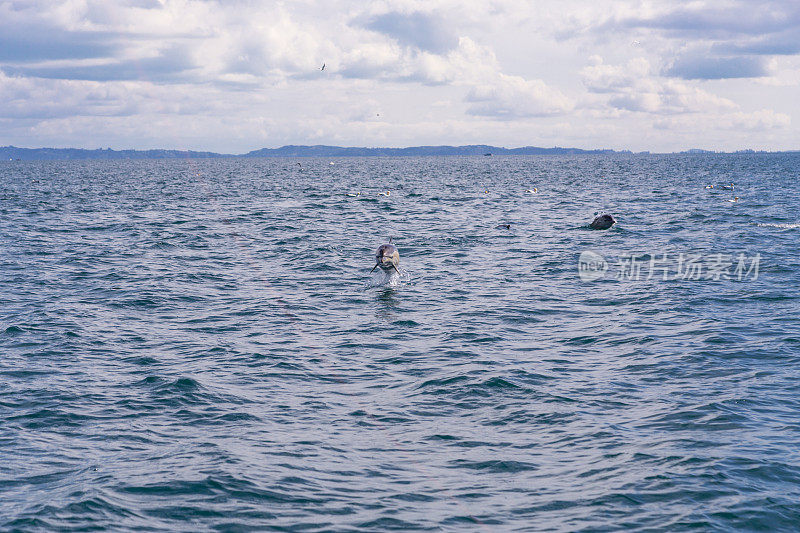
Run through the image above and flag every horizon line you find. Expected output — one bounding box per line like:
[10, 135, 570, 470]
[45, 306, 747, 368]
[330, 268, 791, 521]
[2, 144, 799, 159]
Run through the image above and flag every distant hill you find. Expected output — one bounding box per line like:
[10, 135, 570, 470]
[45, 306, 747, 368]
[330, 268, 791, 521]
[243, 145, 624, 157]
[0, 146, 225, 161]
[2, 144, 795, 161]
[1, 144, 627, 161]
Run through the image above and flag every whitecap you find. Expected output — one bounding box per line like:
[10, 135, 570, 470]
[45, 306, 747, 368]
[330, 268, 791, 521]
[757, 222, 800, 229]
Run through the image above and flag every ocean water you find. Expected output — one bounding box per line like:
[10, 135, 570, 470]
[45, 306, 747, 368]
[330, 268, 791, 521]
[1, 154, 799, 531]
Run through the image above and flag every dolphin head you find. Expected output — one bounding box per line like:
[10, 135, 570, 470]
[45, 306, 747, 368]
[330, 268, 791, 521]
[589, 213, 616, 230]
[372, 244, 400, 273]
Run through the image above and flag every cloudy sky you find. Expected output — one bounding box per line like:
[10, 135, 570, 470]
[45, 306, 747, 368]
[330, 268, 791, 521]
[1, 0, 799, 152]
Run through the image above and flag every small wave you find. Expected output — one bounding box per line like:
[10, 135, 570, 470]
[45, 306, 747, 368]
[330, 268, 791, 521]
[757, 222, 800, 229]
[448, 459, 538, 473]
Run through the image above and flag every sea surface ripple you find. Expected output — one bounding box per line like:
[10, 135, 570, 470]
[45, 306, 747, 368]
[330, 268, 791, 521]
[1, 155, 800, 531]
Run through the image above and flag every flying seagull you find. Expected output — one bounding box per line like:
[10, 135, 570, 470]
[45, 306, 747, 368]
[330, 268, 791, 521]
[321, 63, 325, 71]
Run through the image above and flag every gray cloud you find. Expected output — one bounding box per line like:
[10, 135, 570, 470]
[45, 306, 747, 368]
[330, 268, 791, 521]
[593, 2, 800, 80]
[663, 55, 769, 79]
[710, 30, 800, 55]
[5, 46, 198, 82]
[614, 3, 800, 38]
[0, 66, 220, 122]
[0, 71, 130, 120]
[0, 24, 119, 62]
[569, 2, 800, 81]
[362, 11, 458, 54]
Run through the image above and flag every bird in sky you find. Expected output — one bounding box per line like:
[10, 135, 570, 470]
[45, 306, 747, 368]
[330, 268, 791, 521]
[321, 63, 325, 71]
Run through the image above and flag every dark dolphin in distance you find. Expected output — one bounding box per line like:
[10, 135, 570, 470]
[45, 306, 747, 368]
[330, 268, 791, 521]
[371, 243, 400, 274]
[589, 214, 616, 230]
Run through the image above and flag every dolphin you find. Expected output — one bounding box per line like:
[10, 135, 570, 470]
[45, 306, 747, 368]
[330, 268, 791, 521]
[589, 213, 616, 230]
[371, 243, 400, 274]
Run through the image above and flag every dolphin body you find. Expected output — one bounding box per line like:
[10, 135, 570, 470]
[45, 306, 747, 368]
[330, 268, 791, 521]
[589, 214, 616, 230]
[371, 244, 400, 274]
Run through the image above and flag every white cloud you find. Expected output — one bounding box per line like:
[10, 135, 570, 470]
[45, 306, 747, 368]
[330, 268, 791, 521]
[466, 74, 573, 118]
[654, 109, 790, 131]
[582, 57, 738, 114]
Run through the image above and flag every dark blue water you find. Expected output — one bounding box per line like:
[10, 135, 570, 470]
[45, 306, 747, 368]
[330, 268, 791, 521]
[2, 155, 800, 531]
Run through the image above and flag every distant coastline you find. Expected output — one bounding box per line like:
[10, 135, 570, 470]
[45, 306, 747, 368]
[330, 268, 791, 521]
[1, 144, 797, 161]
